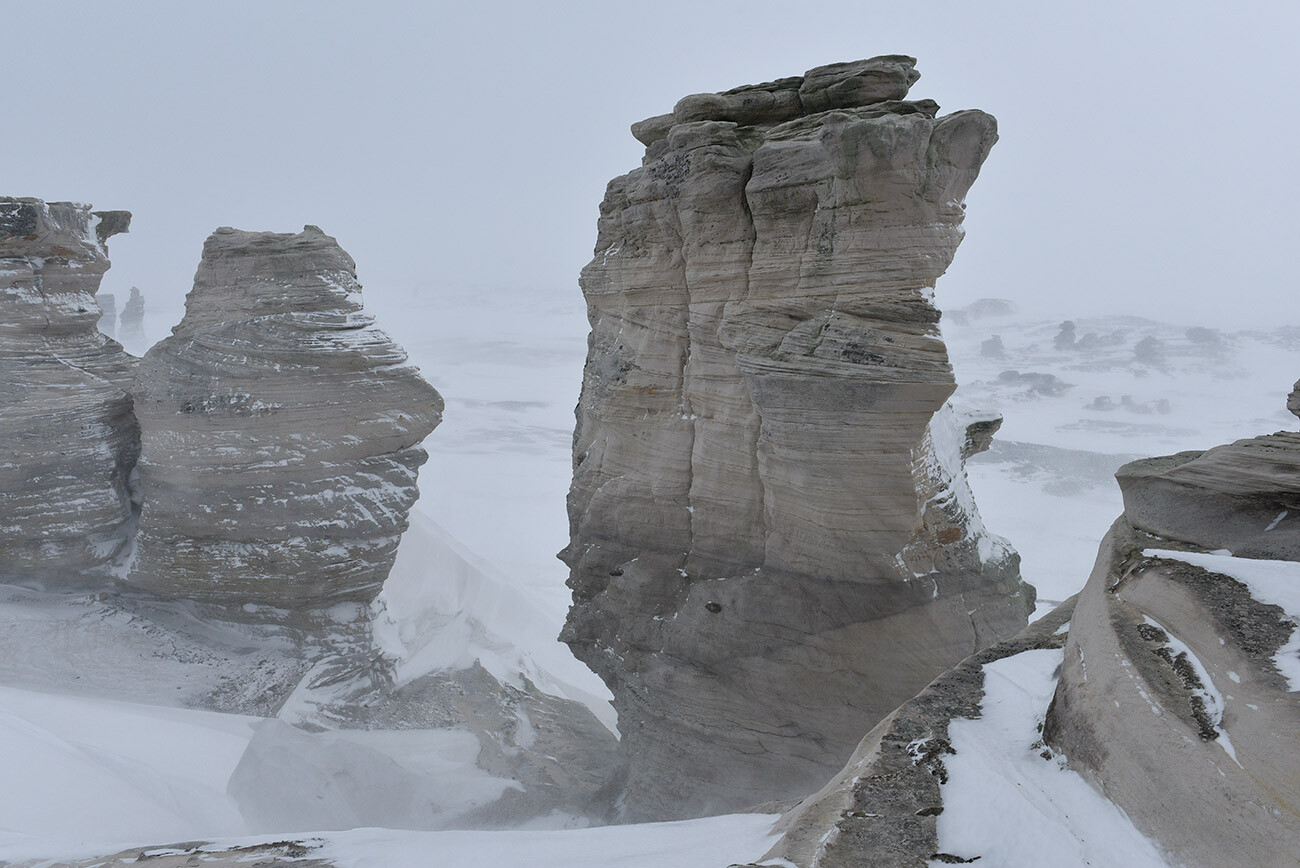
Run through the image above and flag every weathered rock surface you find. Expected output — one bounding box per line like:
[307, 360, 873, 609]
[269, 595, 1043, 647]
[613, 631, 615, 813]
[1038, 522, 1300, 868]
[562, 56, 1033, 820]
[127, 226, 443, 610]
[1117, 433, 1300, 561]
[0, 197, 139, 584]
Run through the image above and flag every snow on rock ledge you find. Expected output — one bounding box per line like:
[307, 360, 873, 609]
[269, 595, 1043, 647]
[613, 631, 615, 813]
[126, 226, 443, 610]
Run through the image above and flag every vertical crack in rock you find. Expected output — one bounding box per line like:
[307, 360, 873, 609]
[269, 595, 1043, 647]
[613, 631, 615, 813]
[561, 56, 1034, 820]
[0, 197, 139, 584]
[126, 225, 443, 613]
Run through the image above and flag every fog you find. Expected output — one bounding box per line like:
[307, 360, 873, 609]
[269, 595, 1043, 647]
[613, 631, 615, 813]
[9, 1, 1299, 329]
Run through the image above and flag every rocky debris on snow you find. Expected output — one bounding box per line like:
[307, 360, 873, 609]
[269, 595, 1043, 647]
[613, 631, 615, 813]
[96, 291, 118, 337]
[737, 384, 1300, 867]
[562, 55, 1033, 820]
[127, 226, 444, 611]
[0, 197, 139, 585]
[1289, 378, 1300, 419]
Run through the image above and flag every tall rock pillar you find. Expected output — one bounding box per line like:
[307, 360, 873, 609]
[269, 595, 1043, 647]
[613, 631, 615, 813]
[127, 226, 442, 612]
[0, 198, 138, 584]
[561, 56, 1034, 819]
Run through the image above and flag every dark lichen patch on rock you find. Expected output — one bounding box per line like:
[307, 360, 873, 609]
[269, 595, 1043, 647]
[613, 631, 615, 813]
[1138, 554, 1295, 666]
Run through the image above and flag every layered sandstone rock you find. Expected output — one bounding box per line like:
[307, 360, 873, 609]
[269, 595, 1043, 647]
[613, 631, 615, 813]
[1041, 395, 1300, 867]
[562, 56, 1033, 820]
[127, 226, 443, 610]
[0, 197, 138, 584]
[755, 386, 1300, 866]
[119, 285, 146, 346]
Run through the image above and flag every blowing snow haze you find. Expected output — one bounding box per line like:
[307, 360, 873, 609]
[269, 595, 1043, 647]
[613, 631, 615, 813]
[8, 1, 1300, 329]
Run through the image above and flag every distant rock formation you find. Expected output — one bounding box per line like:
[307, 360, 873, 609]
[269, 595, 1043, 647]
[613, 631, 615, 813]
[127, 226, 443, 611]
[96, 292, 118, 337]
[748, 384, 1300, 867]
[1053, 319, 1076, 350]
[562, 55, 1033, 820]
[0, 197, 139, 584]
[979, 334, 1005, 358]
[119, 285, 146, 346]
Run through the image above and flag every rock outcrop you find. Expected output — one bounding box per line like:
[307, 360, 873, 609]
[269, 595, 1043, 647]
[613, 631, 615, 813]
[1116, 433, 1300, 561]
[0, 197, 139, 584]
[562, 55, 1033, 820]
[127, 226, 443, 611]
[1043, 392, 1300, 868]
[746, 385, 1300, 867]
[119, 285, 145, 346]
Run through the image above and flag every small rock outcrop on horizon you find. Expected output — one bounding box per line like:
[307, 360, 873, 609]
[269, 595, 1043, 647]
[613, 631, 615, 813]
[747, 385, 1300, 867]
[119, 285, 146, 346]
[562, 55, 1033, 820]
[126, 226, 444, 611]
[0, 197, 139, 584]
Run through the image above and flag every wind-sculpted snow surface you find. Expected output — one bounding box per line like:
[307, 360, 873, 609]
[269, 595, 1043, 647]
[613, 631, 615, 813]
[0, 197, 138, 584]
[127, 226, 444, 609]
[562, 56, 1033, 820]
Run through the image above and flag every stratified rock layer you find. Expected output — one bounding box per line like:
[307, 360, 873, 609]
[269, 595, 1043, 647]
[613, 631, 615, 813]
[1044, 403, 1300, 867]
[1117, 435, 1300, 561]
[127, 226, 442, 609]
[562, 56, 1032, 820]
[0, 198, 138, 583]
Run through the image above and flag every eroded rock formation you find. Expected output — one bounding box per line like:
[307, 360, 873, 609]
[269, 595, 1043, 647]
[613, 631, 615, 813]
[127, 226, 443, 610]
[0, 198, 138, 584]
[1043, 393, 1300, 868]
[562, 55, 1033, 820]
[119, 285, 145, 346]
[748, 385, 1300, 867]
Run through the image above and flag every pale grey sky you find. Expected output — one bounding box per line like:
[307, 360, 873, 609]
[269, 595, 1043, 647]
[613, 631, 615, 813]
[9, 1, 1299, 328]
